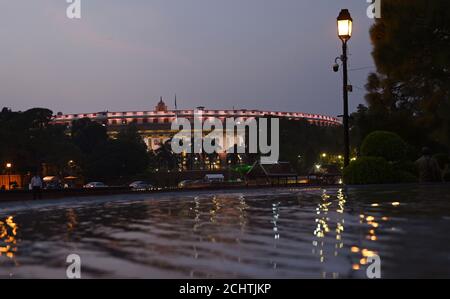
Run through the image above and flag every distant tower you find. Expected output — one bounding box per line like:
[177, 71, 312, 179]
[155, 97, 168, 112]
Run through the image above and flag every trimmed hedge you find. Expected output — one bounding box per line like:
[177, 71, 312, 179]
[343, 157, 417, 185]
[343, 157, 394, 184]
[360, 131, 407, 162]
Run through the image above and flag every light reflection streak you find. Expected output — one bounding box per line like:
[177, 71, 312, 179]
[236, 195, 248, 233]
[209, 195, 220, 224]
[350, 200, 394, 272]
[271, 201, 281, 269]
[312, 188, 346, 278]
[0, 216, 19, 261]
[66, 209, 78, 233]
[193, 196, 201, 232]
[271, 202, 281, 240]
[191, 194, 250, 264]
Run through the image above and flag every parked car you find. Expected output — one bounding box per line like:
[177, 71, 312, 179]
[204, 174, 225, 183]
[178, 180, 209, 189]
[44, 181, 64, 190]
[178, 180, 193, 189]
[83, 182, 108, 189]
[43, 176, 63, 190]
[129, 181, 153, 191]
[308, 164, 342, 185]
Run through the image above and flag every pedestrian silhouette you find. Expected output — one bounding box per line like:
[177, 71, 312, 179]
[415, 147, 442, 183]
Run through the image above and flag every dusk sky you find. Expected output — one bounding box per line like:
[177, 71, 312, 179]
[1, 0, 375, 117]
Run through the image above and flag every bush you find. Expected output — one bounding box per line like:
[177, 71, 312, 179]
[393, 170, 418, 183]
[344, 157, 417, 185]
[392, 160, 418, 177]
[343, 157, 395, 184]
[360, 131, 407, 162]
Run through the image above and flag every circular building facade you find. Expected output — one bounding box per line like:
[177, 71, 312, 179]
[52, 99, 341, 151]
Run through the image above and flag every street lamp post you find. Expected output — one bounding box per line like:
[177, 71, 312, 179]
[337, 9, 353, 167]
[6, 163, 12, 190]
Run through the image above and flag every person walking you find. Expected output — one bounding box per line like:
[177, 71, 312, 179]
[30, 174, 43, 200]
[415, 147, 442, 183]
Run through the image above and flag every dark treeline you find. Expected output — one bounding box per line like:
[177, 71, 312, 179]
[0, 107, 79, 174]
[0, 107, 342, 183]
[279, 118, 344, 174]
[0, 107, 148, 183]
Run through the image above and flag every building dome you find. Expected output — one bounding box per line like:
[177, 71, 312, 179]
[155, 97, 168, 112]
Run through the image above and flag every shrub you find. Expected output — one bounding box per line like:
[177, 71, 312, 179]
[343, 157, 395, 184]
[360, 131, 407, 162]
[344, 157, 418, 185]
[392, 160, 418, 177]
[392, 170, 418, 183]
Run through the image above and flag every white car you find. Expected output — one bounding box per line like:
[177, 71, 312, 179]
[178, 180, 193, 189]
[83, 182, 108, 189]
[129, 181, 153, 191]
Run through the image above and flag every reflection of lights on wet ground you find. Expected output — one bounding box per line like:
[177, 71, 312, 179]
[312, 189, 347, 275]
[334, 189, 346, 256]
[271, 202, 280, 240]
[192, 196, 201, 232]
[66, 209, 78, 232]
[369, 222, 379, 228]
[270, 201, 281, 269]
[350, 247, 379, 271]
[361, 249, 377, 257]
[238, 195, 249, 231]
[210, 196, 220, 224]
[336, 188, 346, 214]
[0, 216, 19, 259]
[314, 219, 329, 238]
[350, 202, 389, 271]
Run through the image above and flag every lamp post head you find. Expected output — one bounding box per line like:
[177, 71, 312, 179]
[6, 163, 12, 169]
[337, 9, 353, 42]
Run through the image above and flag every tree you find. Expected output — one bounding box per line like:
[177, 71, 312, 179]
[279, 118, 344, 174]
[71, 118, 108, 155]
[355, 0, 450, 152]
[0, 107, 75, 173]
[152, 139, 178, 171]
[84, 124, 150, 181]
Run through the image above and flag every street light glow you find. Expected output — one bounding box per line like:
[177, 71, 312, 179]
[6, 163, 12, 169]
[337, 9, 353, 41]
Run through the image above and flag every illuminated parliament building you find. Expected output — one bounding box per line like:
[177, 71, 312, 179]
[52, 98, 341, 151]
